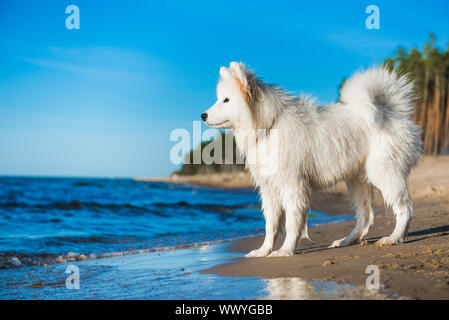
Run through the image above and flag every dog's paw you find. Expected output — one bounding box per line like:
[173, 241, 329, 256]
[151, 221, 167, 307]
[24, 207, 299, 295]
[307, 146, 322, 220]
[244, 247, 271, 258]
[329, 237, 358, 248]
[267, 249, 294, 257]
[375, 236, 402, 247]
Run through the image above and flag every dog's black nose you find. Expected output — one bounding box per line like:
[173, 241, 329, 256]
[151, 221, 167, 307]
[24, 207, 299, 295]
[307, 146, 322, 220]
[201, 113, 208, 121]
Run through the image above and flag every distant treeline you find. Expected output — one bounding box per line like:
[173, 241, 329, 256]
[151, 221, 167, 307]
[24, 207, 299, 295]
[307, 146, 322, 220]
[383, 34, 449, 154]
[175, 35, 449, 175]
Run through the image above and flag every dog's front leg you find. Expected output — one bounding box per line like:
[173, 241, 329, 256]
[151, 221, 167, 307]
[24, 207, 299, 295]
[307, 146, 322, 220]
[269, 186, 310, 257]
[245, 191, 282, 258]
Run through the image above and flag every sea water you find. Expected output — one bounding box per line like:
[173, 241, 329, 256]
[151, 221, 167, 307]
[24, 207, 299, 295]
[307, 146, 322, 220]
[0, 177, 382, 300]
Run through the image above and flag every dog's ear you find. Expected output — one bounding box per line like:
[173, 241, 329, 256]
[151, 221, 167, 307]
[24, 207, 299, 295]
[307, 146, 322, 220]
[219, 66, 231, 79]
[229, 62, 247, 87]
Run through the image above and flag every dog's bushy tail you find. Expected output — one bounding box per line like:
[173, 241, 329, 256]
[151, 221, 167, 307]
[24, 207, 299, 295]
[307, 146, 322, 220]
[340, 67, 423, 172]
[339, 67, 415, 125]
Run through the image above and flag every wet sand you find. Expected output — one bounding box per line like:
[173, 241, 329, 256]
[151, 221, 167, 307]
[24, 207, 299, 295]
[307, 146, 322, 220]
[149, 156, 449, 299]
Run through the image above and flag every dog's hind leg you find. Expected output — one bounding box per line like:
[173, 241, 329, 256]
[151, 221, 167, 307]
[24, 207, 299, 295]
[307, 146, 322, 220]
[268, 184, 310, 257]
[368, 171, 413, 246]
[330, 177, 374, 248]
[375, 192, 412, 246]
[245, 188, 283, 257]
[364, 151, 414, 246]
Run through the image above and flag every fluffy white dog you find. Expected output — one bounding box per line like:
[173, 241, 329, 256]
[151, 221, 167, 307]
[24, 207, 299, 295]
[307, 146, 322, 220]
[202, 62, 422, 257]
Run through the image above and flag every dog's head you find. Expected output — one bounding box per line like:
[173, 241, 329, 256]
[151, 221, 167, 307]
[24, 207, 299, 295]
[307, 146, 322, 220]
[201, 62, 257, 129]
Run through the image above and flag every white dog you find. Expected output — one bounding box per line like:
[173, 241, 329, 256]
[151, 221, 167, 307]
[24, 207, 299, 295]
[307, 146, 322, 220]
[202, 62, 422, 257]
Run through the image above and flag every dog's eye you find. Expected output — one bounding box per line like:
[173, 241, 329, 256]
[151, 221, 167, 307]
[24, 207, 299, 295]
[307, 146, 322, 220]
[223, 98, 230, 103]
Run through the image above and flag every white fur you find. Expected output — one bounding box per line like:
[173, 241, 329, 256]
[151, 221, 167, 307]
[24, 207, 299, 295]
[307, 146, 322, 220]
[203, 62, 422, 257]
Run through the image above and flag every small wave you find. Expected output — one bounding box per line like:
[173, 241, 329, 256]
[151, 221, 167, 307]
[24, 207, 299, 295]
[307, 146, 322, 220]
[0, 200, 169, 217]
[152, 201, 260, 215]
[51, 235, 144, 244]
[0, 252, 60, 269]
[0, 234, 264, 269]
[72, 181, 106, 188]
[0, 199, 260, 216]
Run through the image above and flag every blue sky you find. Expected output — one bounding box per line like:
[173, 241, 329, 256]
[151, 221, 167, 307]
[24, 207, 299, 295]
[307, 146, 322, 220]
[0, 0, 448, 177]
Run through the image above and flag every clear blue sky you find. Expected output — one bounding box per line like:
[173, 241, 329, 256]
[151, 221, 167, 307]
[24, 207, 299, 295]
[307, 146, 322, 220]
[1, 0, 448, 177]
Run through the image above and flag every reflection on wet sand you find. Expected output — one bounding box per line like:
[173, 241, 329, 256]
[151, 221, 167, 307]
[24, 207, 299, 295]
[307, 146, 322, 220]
[261, 277, 392, 300]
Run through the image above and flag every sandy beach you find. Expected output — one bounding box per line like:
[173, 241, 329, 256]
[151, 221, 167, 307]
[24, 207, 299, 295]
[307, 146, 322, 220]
[142, 156, 449, 299]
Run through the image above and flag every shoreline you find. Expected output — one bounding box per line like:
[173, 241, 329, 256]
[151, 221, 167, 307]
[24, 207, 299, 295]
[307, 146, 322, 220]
[145, 156, 449, 299]
[199, 156, 449, 299]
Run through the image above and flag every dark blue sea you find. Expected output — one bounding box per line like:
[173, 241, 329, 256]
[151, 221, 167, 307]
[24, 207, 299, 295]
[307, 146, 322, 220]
[0, 177, 365, 299]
